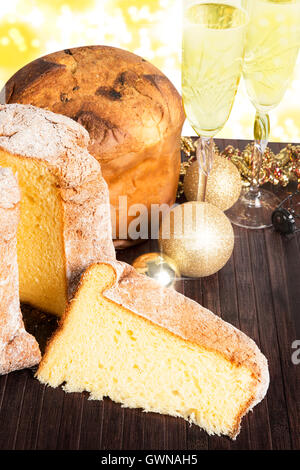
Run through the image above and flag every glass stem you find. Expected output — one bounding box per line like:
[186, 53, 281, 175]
[196, 136, 214, 202]
[249, 111, 270, 200]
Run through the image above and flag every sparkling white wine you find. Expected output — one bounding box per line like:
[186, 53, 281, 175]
[182, 3, 248, 137]
[244, 0, 300, 112]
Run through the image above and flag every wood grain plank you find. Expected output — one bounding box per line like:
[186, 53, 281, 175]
[264, 230, 300, 449]
[78, 399, 104, 450]
[165, 415, 187, 450]
[14, 373, 45, 450]
[281, 234, 300, 339]
[56, 392, 84, 450]
[0, 374, 8, 416]
[247, 229, 292, 450]
[233, 227, 273, 450]
[0, 370, 28, 450]
[100, 398, 124, 450]
[35, 384, 65, 449]
[143, 412, 166, 450]
[122, 408, 145, 450]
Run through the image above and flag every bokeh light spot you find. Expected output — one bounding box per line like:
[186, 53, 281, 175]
[0, 20, 39, 68]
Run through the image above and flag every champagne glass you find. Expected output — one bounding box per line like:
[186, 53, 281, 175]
[227, 0, 300, 229]
[182, 1, 248, 202]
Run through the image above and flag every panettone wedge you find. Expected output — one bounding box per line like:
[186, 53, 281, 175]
[37, 261, 269, 439]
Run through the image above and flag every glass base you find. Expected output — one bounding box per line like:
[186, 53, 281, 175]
[226, 188, 280, 230]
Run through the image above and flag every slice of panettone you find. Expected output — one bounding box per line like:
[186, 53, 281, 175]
[37, 260, 269, 439]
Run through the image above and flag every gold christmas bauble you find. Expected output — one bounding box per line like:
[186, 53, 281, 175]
[132, 252, 180, 288]
[184, 155, 242, 211]
[159, 202, 234, 278]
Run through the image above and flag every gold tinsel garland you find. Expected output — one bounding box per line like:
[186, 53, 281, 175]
[179, 137, 300, 196]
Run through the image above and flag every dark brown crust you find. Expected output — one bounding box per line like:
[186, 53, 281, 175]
[1, 329, 41, 375]
[38, 261, 269, 438]
[4, 59, 65, 103]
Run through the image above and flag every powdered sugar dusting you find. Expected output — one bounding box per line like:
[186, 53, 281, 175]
[0, 167, 20, 209]
[0, 104, 99, 188]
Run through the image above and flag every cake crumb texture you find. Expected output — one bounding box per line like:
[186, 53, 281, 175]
[0, 104, 115, 316]
[3, 46, 185, 246]
[38, 261, 269, 439]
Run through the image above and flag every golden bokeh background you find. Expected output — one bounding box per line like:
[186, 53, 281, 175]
[0, 0, 299, 142]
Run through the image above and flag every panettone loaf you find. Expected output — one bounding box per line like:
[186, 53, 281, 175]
[0, 167, 41, 375]
[0, 104, 115, 316]
[2, 45, 185, 247]
[37, 260, 269, 439]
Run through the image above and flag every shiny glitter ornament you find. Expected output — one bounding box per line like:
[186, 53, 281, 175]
[132, 252, 180, 288]
[184, 155, 242, 211]
[159, 202, 234, 278]
[179, 138, 300, 192]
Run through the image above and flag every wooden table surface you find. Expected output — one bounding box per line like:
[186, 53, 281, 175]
[0, 139, 299, 451]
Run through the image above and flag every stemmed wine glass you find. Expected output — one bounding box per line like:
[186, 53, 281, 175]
[227, 0, 300, 229]
[182, 1, 248, 202]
